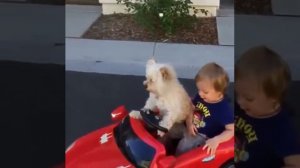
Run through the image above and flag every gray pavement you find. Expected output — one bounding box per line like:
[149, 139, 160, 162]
[66, 38, 234, 81]
[66, 5, 101, 38]
[216, 0, 234, 45]
[216, 17, 234, 45]
[272, 0, 300, 16]
[0, 3, 64, 64]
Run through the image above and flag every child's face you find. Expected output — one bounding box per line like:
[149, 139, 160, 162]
[235, 77, 279, 118]
[196, 79, 223, 103]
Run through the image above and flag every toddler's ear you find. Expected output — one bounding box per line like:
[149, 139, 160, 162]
[160, 67, 171, 81]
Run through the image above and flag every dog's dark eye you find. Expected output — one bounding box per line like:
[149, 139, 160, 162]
[149, 78, 153, 83]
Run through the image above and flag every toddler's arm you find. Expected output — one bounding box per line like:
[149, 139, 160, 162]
[185, 110, 197, 136]
[203, 123, 234, 156]
[283, 155, 300, 168]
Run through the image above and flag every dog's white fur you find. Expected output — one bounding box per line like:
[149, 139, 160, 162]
[130, 59, 193, 137]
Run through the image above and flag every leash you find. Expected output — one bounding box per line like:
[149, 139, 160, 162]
[152, 41, 157, 59]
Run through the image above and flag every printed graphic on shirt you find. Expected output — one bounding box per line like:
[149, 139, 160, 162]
[195, 102, 211, 117]
[193, 102, 211, 128]
[235, 116, 258, 163]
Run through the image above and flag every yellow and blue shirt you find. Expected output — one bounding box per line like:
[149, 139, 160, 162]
[192, 94, 234, 138]
[235, 103, 300, 168]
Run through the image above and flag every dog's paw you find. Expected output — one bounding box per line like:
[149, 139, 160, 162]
[129, 110, 142, 119]
[157, 130, 165, 137]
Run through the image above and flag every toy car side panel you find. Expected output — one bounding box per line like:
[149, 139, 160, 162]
[174, 137, 234, 168]
[66, 123, 133, 168]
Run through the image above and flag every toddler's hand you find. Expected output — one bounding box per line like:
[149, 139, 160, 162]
[203, 137, 220, 156]
[187, 124, 197, 136]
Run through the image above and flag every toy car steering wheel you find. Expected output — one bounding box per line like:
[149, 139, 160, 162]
[139, 109, 168, 133]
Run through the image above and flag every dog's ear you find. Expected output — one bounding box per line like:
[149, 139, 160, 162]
[160, 67, 172, 81]
[147, 58, 156, 66]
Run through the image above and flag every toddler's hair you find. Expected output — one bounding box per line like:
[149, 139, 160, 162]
[195, 62, 229, 94]
[235, 46, 291, 102]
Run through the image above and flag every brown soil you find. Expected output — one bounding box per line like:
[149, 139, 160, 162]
[82, 14, 218, 45]
[235, 0, 273, 15]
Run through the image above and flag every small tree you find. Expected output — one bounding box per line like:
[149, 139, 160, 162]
[116, 0, 207, 36]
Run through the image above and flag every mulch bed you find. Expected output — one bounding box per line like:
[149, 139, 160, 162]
[235, 0, 273, 15]
[82, 14, 218, 45]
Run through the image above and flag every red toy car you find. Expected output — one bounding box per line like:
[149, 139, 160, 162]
[66, 106, 234, 168]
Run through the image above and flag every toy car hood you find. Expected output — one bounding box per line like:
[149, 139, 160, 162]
[66, 124, 133, 168]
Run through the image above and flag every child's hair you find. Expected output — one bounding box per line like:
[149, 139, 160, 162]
[195, 62, 229, 94]
[235, 46, 291, 102]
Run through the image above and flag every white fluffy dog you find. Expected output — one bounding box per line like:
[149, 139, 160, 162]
[130, 59, 193, 137]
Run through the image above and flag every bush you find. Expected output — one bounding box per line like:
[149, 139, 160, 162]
[116, 0, 207, 36]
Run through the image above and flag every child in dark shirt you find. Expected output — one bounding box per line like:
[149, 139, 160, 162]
[176, 62, 234, 156]
[235, 46, 300, 168]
